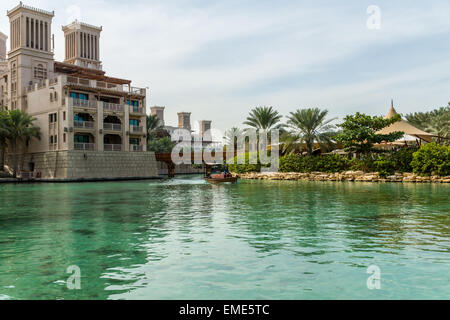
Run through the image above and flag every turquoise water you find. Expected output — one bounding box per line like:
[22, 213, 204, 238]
[0, 176, 449, 300]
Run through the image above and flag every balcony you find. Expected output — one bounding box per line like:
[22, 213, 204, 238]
[65, 76, 145, 96]
[72, 98, 97, 109]
[130, 145, 143, 152]
[74, 120, 95, 129]
[74, 143, 95, 151]
[104, 144, 122, 152]
[130, 125, 144, 134]
[130, 106, 145, 115]
[103, 123, 122, 131]
[103, 102, 124, 113]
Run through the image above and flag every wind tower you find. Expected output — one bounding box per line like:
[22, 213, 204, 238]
[7, 2, 55, 110]
[62, 20, 102, 70]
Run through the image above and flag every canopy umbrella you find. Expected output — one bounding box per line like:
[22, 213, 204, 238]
[376, 103, 435, 143]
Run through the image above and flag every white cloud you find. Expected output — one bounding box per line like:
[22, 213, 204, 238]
[2, 0, 450, 130]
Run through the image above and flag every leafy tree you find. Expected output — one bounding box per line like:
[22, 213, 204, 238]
[147, 136, 176, 153]
[243, 106, 283, 131]
[336, 112, 403, 154]
[286, 108, 336, 155]
[0, 110, 41, 177]
[411, 143, 449, 176]
[405, 105, 450, 144]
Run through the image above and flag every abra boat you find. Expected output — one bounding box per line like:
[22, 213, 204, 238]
[204, 174, 238, 183]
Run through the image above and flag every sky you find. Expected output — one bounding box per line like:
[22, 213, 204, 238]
[2, 0, 450, 134]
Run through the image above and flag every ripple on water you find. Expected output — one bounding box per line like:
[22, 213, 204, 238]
[0, 178, 448, 299]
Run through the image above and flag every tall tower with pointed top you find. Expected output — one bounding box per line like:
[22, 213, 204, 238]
[62, 21, 102, 70]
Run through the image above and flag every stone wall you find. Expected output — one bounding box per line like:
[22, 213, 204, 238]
[6, 151, 159, 180]
[157, 161, 204, 175]
[235, 171, 450, 183]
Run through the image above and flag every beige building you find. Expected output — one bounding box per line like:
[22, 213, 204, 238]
[0, 3, 157, 180]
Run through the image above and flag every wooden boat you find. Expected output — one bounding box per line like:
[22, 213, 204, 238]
[204, 174, 238, 183]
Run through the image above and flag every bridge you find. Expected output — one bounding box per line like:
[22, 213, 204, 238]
[154, 152, 236, 177]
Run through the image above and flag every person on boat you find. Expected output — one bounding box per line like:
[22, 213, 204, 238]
[223, 165, 231, 177]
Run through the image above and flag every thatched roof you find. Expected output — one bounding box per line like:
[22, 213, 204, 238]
[376, 105, 434, 142]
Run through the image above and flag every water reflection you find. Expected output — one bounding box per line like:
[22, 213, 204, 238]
[0, 178, 448, 299]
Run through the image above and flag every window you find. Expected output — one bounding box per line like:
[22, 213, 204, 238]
[70, 92, 88, 100]
[49, 136, 53, 144]
[63, 133, 66, 143]
[129, 138, 139, 145]
[126, 100, 139, 107]
[129, 119, 139, 127]
[34, 64, 47, 80]
[49, 113, 57, 123]
[54, 135, 57, 143]
[11, 63, 16, 79]
[74, 135, 90, 143]
[63, 111, 66, 121]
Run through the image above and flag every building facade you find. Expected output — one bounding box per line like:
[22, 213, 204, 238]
[0, 3, 157, 179]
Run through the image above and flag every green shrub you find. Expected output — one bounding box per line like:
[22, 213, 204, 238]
[280, 154, 352, 173]
[348, 156, 376, 172]
[389, 148, 415, 172]
[374, 156, 394, 177]
[411, 143, 450, 176]
[373, 148, 416, 177]
[228, 152, 262, 173]
[279, 154, 303, 172]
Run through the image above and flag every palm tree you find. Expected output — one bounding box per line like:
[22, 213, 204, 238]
[0, 110, 8, 171]
[0, 110, 41, 177]
[146, 114, 163, 142]
[286, 108, 336, 155]
[243, 106, 283, 131]
[223, 127, 244, 146]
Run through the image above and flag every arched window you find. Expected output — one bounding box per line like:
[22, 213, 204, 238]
[34, 63, 47, 80]
[11, 63, 16, 79]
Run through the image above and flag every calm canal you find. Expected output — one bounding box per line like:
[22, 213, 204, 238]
[0, 176, 449, 299]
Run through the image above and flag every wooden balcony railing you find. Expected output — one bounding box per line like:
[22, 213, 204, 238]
[74, 143, 95, 151]
[103, 102, 124, 112]
[103, 123, 122, 131]
[74, 120, 95, 129]
[130, 145, 143, 152]
[104, 144, 122, 151]
[72, 98, 97, 109]
[131, 125, 144, 133]
[130, 106, 145, 114]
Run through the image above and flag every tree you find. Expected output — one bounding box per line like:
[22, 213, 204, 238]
[286, 108, 336, 155]
[0, 110, 8, 171]
[405, 105, 450, 144]
[223, 127, 244, 149]
[146, 114, 163, 142]
[243, 106, 283, 131]
[0, 110, 41, 177]
[147, 136, 176, 153]
[336, 112, 403, 154]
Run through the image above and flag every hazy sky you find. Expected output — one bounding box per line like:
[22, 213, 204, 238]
[2, 0, 450, 133]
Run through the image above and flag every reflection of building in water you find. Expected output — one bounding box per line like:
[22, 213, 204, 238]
[0, 3, 158, 180]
